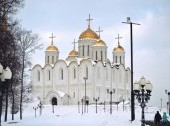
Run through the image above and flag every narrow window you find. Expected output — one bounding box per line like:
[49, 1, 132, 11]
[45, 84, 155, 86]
[37, 70, 40, 81]
[61, 69, 63, 80]
[48, 70, 50, 80]
[87, 45, 90, 56]
[83, 45, 85, 56]
[95, 51, 97, 60]
[52, 56, 54, 64]
[101, 51, 103, 61]
[74, 68, 76, 79]
[86, 67, 88, 78]
[47, 56, 49, 63]
[116, 56, 117, 63]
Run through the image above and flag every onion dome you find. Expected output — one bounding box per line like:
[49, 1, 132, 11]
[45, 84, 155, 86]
[68, 50, 78, 57]
[79, 27, 99, 40]
[93, 39, 106, 46]
[113, 45, 124, 52]
[46, 45, 58, 51]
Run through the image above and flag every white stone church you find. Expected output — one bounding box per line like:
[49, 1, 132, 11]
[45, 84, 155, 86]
[31, 16, 131, 105]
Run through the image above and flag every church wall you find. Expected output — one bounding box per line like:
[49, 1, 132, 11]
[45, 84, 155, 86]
[32, 65, 43, 101]
[43, 65, 53, 99]
[53, 61, 68, 94]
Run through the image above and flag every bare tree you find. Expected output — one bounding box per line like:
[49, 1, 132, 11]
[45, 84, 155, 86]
[15, 28, 42, 120]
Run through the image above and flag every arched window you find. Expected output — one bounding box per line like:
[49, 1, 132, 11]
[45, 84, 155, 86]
[47, 56, 49, 63]
[73, 68, 76, 79]
[87, 45, 89, 56]
[82, 45, 85, 56]
[59, 68, 64, 80]
[96, 51, 98, 60]
[37, 70, 40, 81]
[86, 67, 88, 78]
[52, 56, 54, 64]
[116, 56, 117, 63]
[120, 56, 121, 64]
[101, 51, 103, 61]
[48, 70, 50, 80]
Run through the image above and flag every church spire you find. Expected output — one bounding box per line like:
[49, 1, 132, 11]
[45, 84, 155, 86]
[72, 39, 78, 50]
[96, 26, 103, 39]
[86, 14, 93, 28]
[115, 34, 122, 46]
[49, 33, 55, 45]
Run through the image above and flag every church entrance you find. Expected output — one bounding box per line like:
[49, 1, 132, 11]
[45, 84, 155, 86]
[52, 97, 57, 105]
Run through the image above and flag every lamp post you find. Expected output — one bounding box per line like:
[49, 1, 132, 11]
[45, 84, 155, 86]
[33, 106, 38, 118]
[123, 99, 125, 111]
[103, 101, 105, 112]
[81, 99, 83, 115]
[134, 76, 153, 126]
[165, 90, 170, 115]
[38, 101, 43, 116]
[83, 77, 88, 113]
[0, 64, 12, 125]
[78, 101, 80, 113]
[122, 17, 140, 121]
[107, 89, 115, 114]
[93, 97, 99, 113]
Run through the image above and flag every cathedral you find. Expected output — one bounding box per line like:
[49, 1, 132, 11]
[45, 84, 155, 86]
[31, 15, 131, 105]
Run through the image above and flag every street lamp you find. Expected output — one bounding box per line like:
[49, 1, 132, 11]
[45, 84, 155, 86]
[165, 90, 170, 115]
[38, 101, 43, 116]
[33, 106, 38, 118]
[0, 64, 12, 125]
[81, 99, 83, 115]
[134, 76, 153, 126]
[122, 17, 140, 121]
[93, 97, 99, 113]
[83, 77, 88, 113]
[107, 89, 115, 114]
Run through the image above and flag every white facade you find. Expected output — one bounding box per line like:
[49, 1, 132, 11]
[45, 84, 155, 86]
[31, 24, 131, 105]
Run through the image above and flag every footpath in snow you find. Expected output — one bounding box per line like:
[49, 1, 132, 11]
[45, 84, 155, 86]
[1, 102, 169, 126]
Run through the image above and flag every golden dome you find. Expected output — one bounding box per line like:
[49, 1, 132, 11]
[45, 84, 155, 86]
[46, 45, 58, 51]
[93, 39, 106, 46]
[69, 50, 78, 57]
[113, 45, 124, 52]
[79, 27, 99, 39]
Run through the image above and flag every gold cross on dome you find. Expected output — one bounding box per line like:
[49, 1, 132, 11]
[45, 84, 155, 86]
[96, 26, 103, 38]
[72, 39, 78, 50]
[49, 33, 56, 45]
[115, 34, 122, 46]
[86, 14, 93, 28]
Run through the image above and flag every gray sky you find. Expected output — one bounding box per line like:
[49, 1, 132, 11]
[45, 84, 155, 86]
[17, 0, 170, 107]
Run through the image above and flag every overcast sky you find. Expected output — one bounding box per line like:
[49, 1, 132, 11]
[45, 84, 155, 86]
[17, 0, 170, 107]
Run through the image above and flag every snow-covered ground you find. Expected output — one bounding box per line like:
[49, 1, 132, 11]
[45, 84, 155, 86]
[1, 101, 169, 126]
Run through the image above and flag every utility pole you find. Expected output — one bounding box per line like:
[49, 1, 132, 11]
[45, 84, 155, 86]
[122, 17, 140, 121]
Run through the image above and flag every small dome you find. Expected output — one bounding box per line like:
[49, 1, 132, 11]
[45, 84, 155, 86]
[46, 45, 58, 51]
[79, 27, 99, 39]
[113, 45, 124, 52]
[69, 50, 78, 57]
[93, 39, 106, 46]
